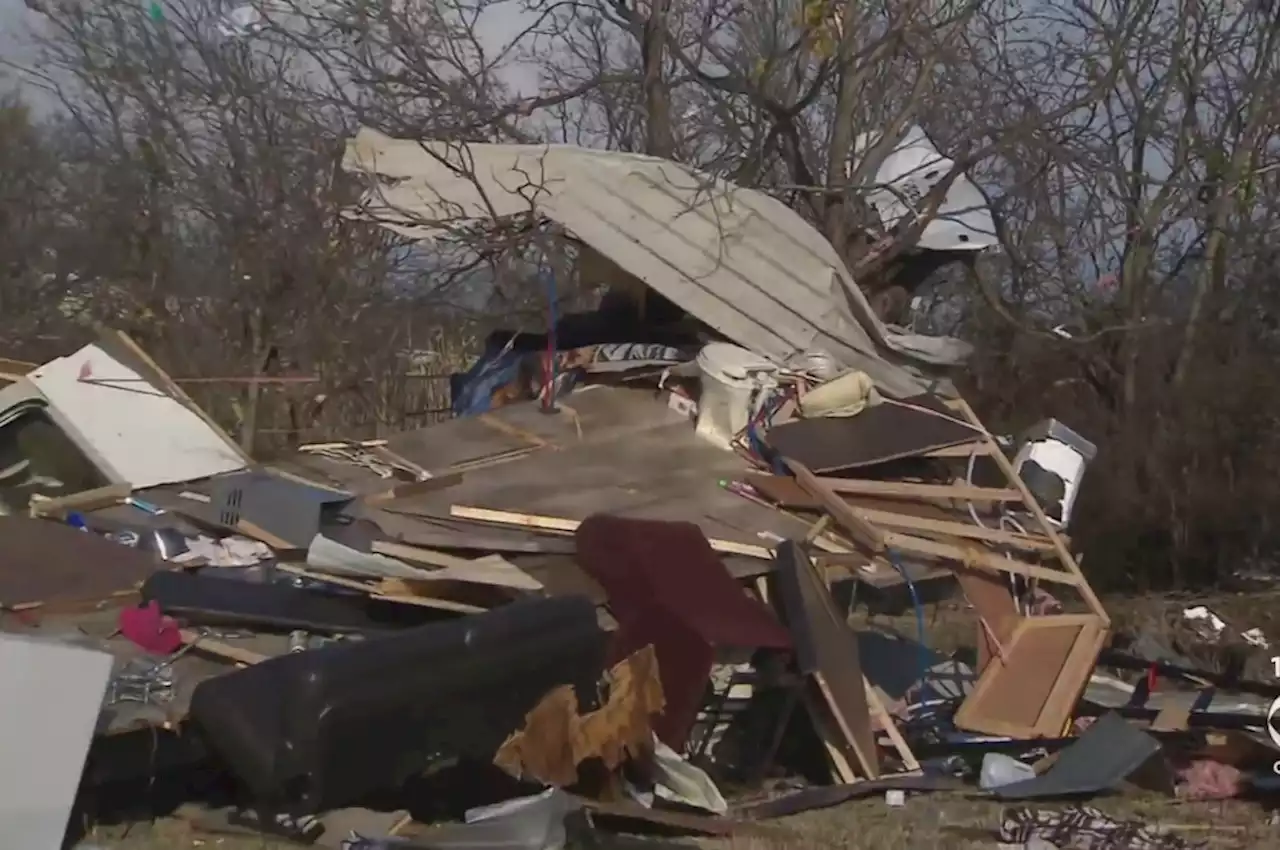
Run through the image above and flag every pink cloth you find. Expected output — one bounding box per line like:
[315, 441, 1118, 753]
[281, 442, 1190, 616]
[119, 600, 183, 655]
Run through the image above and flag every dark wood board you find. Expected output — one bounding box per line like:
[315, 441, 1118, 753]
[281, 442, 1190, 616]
[772, 541, 879, 778]
[766, 395, 980, 473]
[0, 516, 162, 607]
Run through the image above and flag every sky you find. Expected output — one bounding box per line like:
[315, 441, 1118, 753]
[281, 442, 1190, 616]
[0, 0, 540, 109]
[1, 0, 37, 69]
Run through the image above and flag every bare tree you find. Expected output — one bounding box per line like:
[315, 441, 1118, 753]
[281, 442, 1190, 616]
[16, 0, 430, 450]
[0, 91, 69, 357]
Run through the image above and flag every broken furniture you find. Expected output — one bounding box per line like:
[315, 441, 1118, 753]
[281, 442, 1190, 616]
[189, 595, 607, 814]
[752, 396, 1109, 742]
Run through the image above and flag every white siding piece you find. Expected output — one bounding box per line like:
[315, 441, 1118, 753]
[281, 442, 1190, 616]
[28, 345, 247, 489]
[0, 633, 114, 850]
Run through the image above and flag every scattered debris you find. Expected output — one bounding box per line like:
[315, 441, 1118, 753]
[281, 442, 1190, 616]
[2, 241, 1278, 847]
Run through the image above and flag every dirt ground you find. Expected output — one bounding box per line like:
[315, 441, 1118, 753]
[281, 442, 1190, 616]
[80, 794, 1276, 849]
[76, 589, 1280, 849]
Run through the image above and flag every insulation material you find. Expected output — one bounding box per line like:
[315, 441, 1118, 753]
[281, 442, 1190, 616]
[26, 345, 246, 488]
[494, 645, 665, 787]
[0, 633, 114, 850]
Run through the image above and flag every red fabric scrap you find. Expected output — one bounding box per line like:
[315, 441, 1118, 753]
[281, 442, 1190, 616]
[119, 600, 183, 655]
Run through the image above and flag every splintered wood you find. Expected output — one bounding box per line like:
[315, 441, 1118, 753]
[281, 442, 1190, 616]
[494, 645, 665, 787]
[758, 395, 1109, 742]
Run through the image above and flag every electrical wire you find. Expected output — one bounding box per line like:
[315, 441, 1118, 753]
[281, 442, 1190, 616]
[964, 445, 1027, 613]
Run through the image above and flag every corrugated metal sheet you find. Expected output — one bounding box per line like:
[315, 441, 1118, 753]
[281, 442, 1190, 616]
[341, 130, 971, 398]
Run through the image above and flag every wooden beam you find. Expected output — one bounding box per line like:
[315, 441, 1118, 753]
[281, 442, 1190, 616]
[29, 482, 132, 518]
[920, 442, 995, 459]
[275, 564, 486, 614]
[952, 399, 1108, 622]
[785, 459, 886, 552]
[853, 505, 1056, 553]
[449, 505, 775, 559]
[879, 532, 1082, 586]
[179, 630, 269, 666]
[817, 477, 1022, 503]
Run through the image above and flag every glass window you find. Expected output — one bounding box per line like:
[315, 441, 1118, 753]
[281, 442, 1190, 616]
[0, 405, 109, 516]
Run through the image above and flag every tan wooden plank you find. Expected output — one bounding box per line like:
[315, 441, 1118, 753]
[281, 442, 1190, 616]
[449, 505, 775, 559]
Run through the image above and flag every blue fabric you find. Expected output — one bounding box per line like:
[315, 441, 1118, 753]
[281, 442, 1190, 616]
[450, 337, 523, 417]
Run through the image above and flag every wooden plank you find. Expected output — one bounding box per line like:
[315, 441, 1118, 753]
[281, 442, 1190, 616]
[1034, 619, 1107, 736]
[864, 676, 919, 772]
[363, 472, 463, 504]
[370, 542, 544, 591]
[1150, 702, 1192, 733]
[274, 564, 486, 614]
[785, 460, 886, 552]
[449, 505, 775, 559]
[746, 473, 1072, 583]
[478, 413, 553, 448]
[952, 399, 1108, 623]
[878, 532, 1082, 586]
[955, 571, 1020, 674]
[234, 519, 297, 552]
[0, 357, 36, 375]
[178, 630, 269, 666]
[920, 442, 995, 459]
[802, 691, 859, 784]
[818, 477, 1022, 503]
[854, 505, 1056, 553]
[28, 483, 132, 518]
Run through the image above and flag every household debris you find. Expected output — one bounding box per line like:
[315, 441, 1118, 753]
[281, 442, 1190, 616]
[4, 144, 1280, 846]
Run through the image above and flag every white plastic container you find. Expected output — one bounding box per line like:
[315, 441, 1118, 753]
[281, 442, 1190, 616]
[694, 343, 777, 450]
[979, 752, 1036, 790]
[1012, 419, 1097, 529]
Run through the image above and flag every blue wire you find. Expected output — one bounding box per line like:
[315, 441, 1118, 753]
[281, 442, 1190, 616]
[887, 548, 930, 696]
[747, 391, 789, 474]
[541, 266, 558, 409]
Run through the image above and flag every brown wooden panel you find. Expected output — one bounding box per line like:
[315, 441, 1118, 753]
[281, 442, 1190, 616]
[954, 614, 1102, 738]
[955, 570, 1019, 675]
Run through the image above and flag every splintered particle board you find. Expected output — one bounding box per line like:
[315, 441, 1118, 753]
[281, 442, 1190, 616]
[953, 614, 1107, 739]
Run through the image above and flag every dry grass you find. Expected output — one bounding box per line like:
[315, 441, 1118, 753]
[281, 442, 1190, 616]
[83, 793, 1275, 850]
